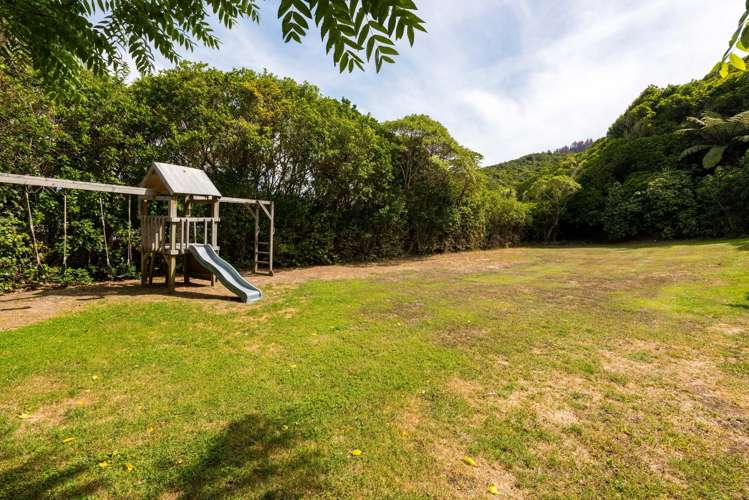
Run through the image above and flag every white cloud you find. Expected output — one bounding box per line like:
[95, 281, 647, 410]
[149, 0, 744, 164]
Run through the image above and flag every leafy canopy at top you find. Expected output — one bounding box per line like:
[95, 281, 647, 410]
[719, 1, 749, 78]
[0, 0, 425, 89]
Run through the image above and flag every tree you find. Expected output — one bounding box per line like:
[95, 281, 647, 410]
[526, 175, 580, 242]
[678, 111, 749, 168]
[0, 0, 425, 90]
[384, 114, 484, 252]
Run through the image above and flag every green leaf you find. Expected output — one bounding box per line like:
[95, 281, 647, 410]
[720, 62, 729, 78]
[730, 53, 746, 71]
[703, 145, 727, 169]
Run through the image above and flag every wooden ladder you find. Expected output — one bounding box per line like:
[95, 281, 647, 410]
[253, 201, 274, 276]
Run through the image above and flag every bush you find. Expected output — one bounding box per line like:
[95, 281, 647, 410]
[602, 171, 698, 240]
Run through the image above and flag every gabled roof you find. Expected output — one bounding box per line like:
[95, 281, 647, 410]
[139, 162, 222, 197]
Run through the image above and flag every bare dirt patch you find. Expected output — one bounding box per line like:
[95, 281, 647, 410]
[432, 439, 525, 499]
[398, 395, 526, 499]
[1, 247, 526, 331]
[16, 394, 92, 435]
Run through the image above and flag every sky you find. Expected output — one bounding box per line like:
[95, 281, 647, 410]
[152, 0, 743, 165]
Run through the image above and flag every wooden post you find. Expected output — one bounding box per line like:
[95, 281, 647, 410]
[253, 204, 260, 274]
[127, 197, 132, 267]
[62, 194, 68, 270]
[182, 196, 192, 284]
[139, 197, 147, 285]
[168, 197, 177, 251]
[210, 198, 220, 286]
[24, 189, 41, 268]
[167, 198, 178, 292]
[269, 201, 274, 276]
[166, 255, 176, 293]
[99, 196, 111, 269]
[183, 198, 190, 284]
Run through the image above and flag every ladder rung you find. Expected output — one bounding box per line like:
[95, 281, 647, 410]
[255, 251, 270, 255]
[256, 260, 270, 265]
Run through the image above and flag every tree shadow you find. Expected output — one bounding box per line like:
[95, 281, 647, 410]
[16, 279, 240, 303]
[728, 240, 749, 251]
[729, 292, 749, 310]
[545, 238, 749, 251]
[0, 445, 104, 498]
[169, 413, 326, 499]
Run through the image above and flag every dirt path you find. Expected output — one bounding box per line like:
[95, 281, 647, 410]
[1, 248, 525, 331]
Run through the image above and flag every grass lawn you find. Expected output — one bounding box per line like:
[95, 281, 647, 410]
[1, 240, 748, 498]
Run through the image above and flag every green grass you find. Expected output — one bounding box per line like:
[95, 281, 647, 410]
[1, 240, 749, 498]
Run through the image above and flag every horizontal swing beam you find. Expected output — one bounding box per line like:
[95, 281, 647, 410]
[220, 196, 272, 206]
[0, 173, 272, 206]
[0, 172, 157, 196]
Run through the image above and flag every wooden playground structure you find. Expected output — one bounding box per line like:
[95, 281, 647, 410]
[0, 163, 273, 298]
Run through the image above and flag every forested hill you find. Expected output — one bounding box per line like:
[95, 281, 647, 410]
[484, 65, 749, 241]
[485, 152, 573, 192]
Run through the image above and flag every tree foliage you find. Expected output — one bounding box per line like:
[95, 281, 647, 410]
[719, 1, 749, 78]
[0, 64, 526, 291]
[0, 0, 425, 91]
[488, 65, 749, 243]
[525, 175, 580, 242]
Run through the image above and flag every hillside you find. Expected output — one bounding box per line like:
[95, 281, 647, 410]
[485, 67, 749, 241]
[484, 152, 571, 193]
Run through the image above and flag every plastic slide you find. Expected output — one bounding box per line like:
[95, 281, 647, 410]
[188, 244, 262, 303]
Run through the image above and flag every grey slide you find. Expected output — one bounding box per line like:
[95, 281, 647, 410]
[188, 244, 262, 303]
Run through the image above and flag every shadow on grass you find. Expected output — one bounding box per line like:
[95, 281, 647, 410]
[171, 414, 325, 498]
[0, 449, 104, 499]
[540, 238, 749, 252]
[7, 280, 239, 303]
[729, 292, 749, 310]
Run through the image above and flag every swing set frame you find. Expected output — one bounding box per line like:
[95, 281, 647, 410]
[0, 171, 274, 288]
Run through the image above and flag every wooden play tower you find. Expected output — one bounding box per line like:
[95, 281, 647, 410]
[136, 162, 271, 292]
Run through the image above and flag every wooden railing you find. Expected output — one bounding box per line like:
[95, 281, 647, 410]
[140, 216, 218, 254]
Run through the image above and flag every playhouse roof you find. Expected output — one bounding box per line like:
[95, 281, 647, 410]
[139, 162, 222, 197]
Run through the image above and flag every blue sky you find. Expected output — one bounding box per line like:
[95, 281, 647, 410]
[152, 0, 743, 164]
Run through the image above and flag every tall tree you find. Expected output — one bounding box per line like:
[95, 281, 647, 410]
[526, 175, 581, 242]
[0, 0, 424, 89]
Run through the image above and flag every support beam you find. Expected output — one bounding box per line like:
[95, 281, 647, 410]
[0, 173, 157, 196]
[0, 173, 271, 206]
[220, 196, 272, 205]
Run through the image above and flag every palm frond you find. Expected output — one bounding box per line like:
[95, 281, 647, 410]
[728, 110, 749, 126]
[684, 116, 706, 127]
[679, 144, 711, 160]
[703, 145, 728, 169]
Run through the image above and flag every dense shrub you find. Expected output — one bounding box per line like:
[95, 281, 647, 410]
[602, 171, 699, 240]
[0, 64, 526, 290]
